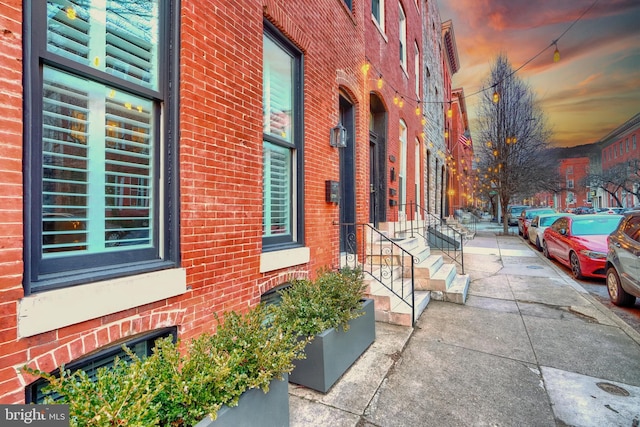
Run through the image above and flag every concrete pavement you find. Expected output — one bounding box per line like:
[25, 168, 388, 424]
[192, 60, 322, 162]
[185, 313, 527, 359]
[289, 222, 640, 426]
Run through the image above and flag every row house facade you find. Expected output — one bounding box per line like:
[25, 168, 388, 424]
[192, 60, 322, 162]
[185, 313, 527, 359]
[446, 87, 473, 215]
[556, 157, 590, 211]
[0, 0, 460, 403]
[597, 112, 640, 208]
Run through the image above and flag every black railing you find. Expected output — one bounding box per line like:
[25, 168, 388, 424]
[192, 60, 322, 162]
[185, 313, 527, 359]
[452, 208, 478, 235]
[389, 202, 465, 274]
[338, 223, 416, 326]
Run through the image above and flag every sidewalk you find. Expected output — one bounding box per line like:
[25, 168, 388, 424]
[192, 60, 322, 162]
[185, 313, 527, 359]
[289, 225, 640, 426]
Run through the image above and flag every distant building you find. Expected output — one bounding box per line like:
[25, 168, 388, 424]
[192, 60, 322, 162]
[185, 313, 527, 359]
[557, 157, 590, 211]
[598, 113, 640, 208]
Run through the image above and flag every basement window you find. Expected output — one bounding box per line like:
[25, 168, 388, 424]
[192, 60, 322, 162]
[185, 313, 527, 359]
[25, 327, 177, 404]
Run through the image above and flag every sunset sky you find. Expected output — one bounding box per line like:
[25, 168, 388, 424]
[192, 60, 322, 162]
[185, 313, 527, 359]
[436, 0, 640, 148]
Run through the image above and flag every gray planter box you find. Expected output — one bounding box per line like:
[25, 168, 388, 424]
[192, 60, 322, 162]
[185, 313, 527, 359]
[288, 298, 375, 393]
[195, 374, 289, 427]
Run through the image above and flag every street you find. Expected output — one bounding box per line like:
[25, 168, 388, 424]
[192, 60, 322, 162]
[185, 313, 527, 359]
[513, 228, 640, 336]
[576, 277, 640, 335]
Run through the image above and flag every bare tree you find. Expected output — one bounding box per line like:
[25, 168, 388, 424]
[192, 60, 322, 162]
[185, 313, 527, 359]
[474, 54, 553, 233]
[584, 160, 640, 206]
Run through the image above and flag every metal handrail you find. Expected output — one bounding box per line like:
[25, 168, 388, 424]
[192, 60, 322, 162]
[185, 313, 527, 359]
[389, 202, 465, 274]
[338, 223, 415, 326]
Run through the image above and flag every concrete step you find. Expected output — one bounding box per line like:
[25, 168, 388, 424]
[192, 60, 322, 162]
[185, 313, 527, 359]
[414, 254, 443, 290]
[368, 287, 431, 327]
[430, 273, 469, 304]
[428, 263, 457, 292]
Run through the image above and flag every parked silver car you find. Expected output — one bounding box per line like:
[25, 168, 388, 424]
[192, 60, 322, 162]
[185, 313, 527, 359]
[507, 205, 529, 226]
[528, 213, 566, 251]
[606, 211, 640, 306]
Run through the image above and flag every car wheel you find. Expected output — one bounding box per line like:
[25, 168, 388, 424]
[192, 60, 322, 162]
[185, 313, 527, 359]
[606, 267, 636, 306]
[569, 252, 583, 279]
[542, 241, 551, 259]
[106, 231, 121, 247]
[535, 237, 542, 251]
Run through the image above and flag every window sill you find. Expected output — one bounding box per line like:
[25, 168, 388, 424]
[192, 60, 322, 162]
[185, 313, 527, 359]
[260, 247, 310, 273]
[372, 15, 387, 42]
[18, 268, 187, 338]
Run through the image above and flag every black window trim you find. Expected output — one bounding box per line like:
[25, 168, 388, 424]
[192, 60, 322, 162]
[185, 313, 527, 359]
[262, 21, 305, 251]
[23, 0, 181, 294]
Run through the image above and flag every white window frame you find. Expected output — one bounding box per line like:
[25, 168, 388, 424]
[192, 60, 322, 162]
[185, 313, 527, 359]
[372, 0, 385, 33]
[399, 3, 407, 70]
[399, 120, 408, 210]
[414, 41, 420, 97]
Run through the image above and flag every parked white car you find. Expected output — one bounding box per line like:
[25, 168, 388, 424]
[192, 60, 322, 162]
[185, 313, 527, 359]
[528, 213, 568, 251]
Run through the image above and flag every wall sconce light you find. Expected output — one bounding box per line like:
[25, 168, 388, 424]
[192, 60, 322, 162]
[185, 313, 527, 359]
[330, 124, 347, 148]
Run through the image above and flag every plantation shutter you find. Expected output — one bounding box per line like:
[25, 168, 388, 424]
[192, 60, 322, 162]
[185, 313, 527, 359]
[263, 144, 291, 237]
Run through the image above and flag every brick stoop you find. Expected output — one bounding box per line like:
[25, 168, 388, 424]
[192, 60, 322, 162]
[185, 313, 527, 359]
[361, 222, 470, 326]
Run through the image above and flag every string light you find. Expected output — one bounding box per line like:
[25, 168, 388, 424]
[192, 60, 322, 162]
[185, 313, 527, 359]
[377, 75, 384, 89]
[553, 42, 560, 62]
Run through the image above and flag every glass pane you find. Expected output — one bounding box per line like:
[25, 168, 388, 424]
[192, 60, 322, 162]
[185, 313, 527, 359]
[104, 90, 154, 248]
[46, 0, 159, 90]
[105, 0, 159, 89]
[42, 67, 153, 257]
[372, 0, 380, 21]
[42, 68, 89, 255]
[263, 142, 291, 237]
[263, 35, 293, 143]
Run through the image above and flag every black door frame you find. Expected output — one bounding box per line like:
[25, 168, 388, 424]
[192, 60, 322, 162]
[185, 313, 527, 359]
[339, 95, 356, 253]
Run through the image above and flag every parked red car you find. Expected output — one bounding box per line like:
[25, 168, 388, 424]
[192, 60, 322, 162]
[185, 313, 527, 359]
[542, 214, 624, 279]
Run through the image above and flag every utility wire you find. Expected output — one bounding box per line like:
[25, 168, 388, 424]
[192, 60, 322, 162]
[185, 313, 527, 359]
[371, 0, 600, 106]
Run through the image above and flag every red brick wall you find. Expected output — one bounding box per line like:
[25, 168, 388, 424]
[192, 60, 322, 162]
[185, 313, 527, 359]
[558, 157, 590, 211]
[0, 0, 368, 403]
[365, 0, 424, 218]
[0, 1, 26, 403]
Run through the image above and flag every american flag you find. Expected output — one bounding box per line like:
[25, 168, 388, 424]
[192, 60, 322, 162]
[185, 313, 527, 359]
[458, 131, 471, 147]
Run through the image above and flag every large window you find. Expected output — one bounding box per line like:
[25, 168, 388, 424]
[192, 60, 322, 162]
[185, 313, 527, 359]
[372, 0, 385, 31]
[25, 0, 179, 293]
[414, 42, 420, 96]
[398, 120, 407, 210]
[399, 3, 407, 69]
[262, 23, 304, 249]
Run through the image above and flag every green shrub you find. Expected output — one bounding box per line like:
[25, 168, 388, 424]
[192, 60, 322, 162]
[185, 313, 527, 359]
[23, 304, 307, 427]
[23, 347, 162, 427]
[274, 267, 366, 337]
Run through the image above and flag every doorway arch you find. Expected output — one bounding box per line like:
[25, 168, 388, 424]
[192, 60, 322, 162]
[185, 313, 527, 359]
[369, 93, 388, 226]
